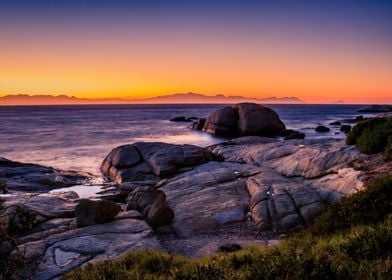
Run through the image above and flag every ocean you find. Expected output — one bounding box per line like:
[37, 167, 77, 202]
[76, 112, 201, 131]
[0, 104, 372, 175]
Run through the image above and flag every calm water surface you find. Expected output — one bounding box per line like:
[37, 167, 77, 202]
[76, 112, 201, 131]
[0, 104, 372, 174]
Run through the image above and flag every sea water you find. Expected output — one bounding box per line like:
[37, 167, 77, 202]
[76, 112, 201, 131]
[0, 104, 372, 174]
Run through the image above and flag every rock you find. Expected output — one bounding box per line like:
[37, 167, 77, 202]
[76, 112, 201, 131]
[160, 161, 258, 237]
[234, 103, 285, 136]
[29, 218, 161, 280]
[0, 157, 91, 192]
[188, 118, 206, 130]
[101, 142, 212, 183]
[246, 168, 325, 231]
[209, 138, 363, 179]
[355, 116, 364, 121]
[15, 193, 78, 219]
[75, 199, 121, 227]
[284, 132, 305, 140]
[217, 243, 242, 253]
[315, 125, 330, 133]
[358, 105, 392, 112]
[203, 106, 238, 136]
[201, 103, 285, 137]
[101, 145, 141, 176]
[329, 121, 341, 125]
[170, 116, 192, 122]
[212, 208, 245, 225]
[340, 125, 351, 133]
[126, 189, 174, 228]
[147, 196, 174, 228]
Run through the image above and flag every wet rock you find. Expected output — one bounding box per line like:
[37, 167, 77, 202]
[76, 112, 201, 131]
[170, 116, 193, 122]
[329, 121, 341, 125]
[75, 199, 121, 227]
[315, 125, 330, 133]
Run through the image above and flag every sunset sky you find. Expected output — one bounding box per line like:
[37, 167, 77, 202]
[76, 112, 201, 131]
[1, 0, 391, 104]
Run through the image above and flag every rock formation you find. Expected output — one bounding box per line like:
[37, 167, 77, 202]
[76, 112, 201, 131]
[1, 136, 369, 278]
[191, 103, 285, 137]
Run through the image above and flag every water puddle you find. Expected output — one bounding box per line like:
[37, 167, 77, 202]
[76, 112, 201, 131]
[54, 248, 80, 267]
[49, 185, 104, 199]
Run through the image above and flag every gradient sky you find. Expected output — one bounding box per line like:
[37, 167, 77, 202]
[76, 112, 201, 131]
[1, 0, 391, 103]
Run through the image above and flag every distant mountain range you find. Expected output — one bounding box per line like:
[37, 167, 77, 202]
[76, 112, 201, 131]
[0, 93, 304, 105]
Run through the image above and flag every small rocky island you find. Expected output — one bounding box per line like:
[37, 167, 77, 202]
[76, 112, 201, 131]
[1, 103, 390, 279]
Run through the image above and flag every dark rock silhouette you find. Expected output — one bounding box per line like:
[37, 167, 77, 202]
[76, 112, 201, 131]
[315, 125, 330, 133]
[195, 103, 285, 137]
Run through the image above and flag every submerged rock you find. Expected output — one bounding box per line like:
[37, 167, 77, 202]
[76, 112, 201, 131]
[315, 125, 330, 133]
[170, 116, 193, 122]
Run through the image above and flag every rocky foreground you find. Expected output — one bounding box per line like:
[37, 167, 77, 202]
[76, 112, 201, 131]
[3, 103, 390, 279]
[1, 136, 370, 280]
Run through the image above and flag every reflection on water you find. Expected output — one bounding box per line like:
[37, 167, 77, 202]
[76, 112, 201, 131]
[49, 185, 104, 198]
[0, 104, 371, 174]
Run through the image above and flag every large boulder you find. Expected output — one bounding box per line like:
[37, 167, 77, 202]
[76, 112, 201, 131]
[101, 143, 212, 184]
[202, 106, 238, 136]
[234, 103, 285, 136]
[200, 103, 285, 137]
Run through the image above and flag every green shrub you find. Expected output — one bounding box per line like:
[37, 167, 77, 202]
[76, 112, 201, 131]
[346, 117, 392, 154]
[64, 176, 392, 280]
[310, 175, 392, 235]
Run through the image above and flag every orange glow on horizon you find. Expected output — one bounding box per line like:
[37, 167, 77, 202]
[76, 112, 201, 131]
[1, 26, 391, 104]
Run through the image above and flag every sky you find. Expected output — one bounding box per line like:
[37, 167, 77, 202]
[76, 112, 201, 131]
[0, 0, 391, 104]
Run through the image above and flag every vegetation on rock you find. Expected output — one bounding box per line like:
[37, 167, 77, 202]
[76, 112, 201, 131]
[64, 176, 392, 280]
[346, 117, 392, 156]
